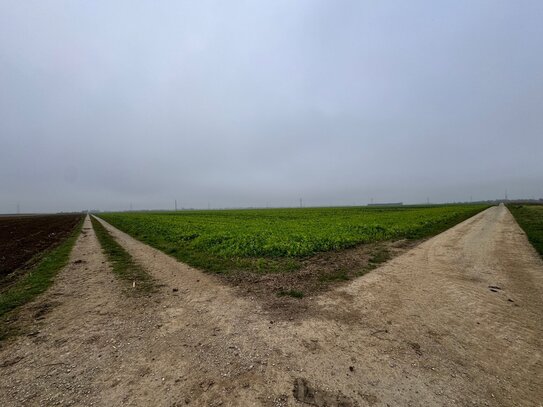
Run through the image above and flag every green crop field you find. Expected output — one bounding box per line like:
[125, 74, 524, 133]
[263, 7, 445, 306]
[98, 205, 488, 274]
[508, 204, 543, 257]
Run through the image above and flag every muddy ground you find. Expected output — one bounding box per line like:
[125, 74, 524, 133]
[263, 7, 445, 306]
[0, 205, 542, 406]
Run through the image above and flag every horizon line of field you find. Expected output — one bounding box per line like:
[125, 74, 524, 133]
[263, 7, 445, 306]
[6, 198, 534, 216]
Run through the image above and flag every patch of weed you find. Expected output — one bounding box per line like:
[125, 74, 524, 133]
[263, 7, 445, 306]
[277, 289, 304, 299]
[355, 248, 392, 277]
[369, 248, 391, 265]
[319, 270, 350, 282]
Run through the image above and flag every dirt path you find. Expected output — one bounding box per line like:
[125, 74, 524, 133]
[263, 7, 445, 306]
[1, 206, 542, 406]
[0, 216, 164, 406]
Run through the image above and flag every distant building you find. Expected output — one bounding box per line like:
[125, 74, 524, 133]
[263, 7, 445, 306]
[367, 202, 403, 207]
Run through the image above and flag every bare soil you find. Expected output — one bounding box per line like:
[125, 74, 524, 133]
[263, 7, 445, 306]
[0, 214, 82, 283]
[224, 239, 418, 318]
[0, 205, 542, 406]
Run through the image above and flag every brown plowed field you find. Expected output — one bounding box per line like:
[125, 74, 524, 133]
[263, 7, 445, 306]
[0, 214, 82, 280]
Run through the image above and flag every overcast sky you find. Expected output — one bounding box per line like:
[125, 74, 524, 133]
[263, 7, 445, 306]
[1, 1, 542, 213]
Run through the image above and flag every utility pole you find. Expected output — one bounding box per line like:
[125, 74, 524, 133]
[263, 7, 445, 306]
[427, 197, 430, 205]
[175, 200, 177, 211]
[299, 198, 302, 208]
[505, 189, 508, 201]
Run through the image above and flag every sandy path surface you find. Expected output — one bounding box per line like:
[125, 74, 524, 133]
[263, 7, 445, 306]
[1, 205, 542, 406]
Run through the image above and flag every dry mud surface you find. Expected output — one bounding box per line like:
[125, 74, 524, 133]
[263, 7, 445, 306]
[1, 205, 542, 406]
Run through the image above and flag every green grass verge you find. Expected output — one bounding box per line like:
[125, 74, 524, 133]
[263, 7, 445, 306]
[508, 204, 543, 257]
[0, 217, 83, 338]
[91, 216, 155, 293]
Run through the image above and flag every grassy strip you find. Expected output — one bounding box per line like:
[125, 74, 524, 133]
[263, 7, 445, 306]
[90, 216, 155, 293]
[0, 217, 83, 320]
[277, 289, 304, 299]
[508, 204, 543, 257]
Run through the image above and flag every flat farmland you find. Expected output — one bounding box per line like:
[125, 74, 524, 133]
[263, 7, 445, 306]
[0, 214, 82, 280]
[99, 205, 487, 276]
[2, 206, 543, 406]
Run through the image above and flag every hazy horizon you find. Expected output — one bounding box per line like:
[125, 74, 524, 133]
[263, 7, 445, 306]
[3, 188, 539, 215]
[1, 1, 542, 214]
